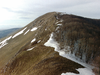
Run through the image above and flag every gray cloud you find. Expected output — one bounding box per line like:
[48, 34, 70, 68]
[0, 0, 100, 29]
[2, 7, 32, 15]
[20, 17, 31, 19]
[3, 0, 100, 19]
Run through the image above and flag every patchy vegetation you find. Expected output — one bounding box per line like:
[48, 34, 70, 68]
[3, 45, 84, 75]
[0, 12, 100, 75]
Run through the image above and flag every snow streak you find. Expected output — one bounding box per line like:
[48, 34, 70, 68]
[12, 27, 27, 38]
[31, 38, 36, 43]
[0, 36, 12, 49]
[24, 29, 30, 35]
[27, 47, 35, 51]
[31, 27, 38, 31]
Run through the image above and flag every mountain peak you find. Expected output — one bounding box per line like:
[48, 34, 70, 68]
[0, 12, 100, 75]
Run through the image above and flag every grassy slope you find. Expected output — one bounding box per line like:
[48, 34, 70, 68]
[0, 12, 56, 68]
[4, 45, 83, 75]
[0, 12, 84, 75]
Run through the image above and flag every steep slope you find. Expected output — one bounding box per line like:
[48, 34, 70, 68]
[0, 28, 20, 39]
[0, 12, 57, 68]
[55, 13, 100, 62]
[0, 12, 100, 75]
[0, 12, 84, 75]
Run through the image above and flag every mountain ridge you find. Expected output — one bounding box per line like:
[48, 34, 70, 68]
[0, 12, 100, 75]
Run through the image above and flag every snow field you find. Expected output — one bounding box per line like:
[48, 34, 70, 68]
[44, 33, 94, 75]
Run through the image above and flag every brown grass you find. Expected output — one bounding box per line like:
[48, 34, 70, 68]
[0, 12, 94, 75]
[4, 45, 84, 75]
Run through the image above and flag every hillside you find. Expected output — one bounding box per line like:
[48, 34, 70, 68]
[0, 28, 20, 39]
[0, 12, 100, 75]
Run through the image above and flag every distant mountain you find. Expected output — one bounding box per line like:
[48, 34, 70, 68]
[0, 28, 20, 39]
[0, 12, 100, 75]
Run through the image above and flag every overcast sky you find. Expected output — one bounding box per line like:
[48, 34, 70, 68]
[0, 0, 100, 29]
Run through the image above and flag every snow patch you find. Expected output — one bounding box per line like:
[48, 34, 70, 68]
[37, 40, 41, 43]
[61, 72, 77, 75]
[55, 21, 59, 24]
[12, 27, 27, 38]
[57, 24, 62, 26]
[24, 29, 30, 35]
[0, 36, 12, 48]
[55, 20, 63, 24]
[27, 47, 35, 51]
[60, 19, 63, 22]
[56, 27, 60, 31]
[44, 33, 94, 75]
[31, 27, 38, 31]
[55, 19, 63, 26]
[31, 38, 36, 43]
[61, 68, 94, 75]
[0, 43, 7, 49]
[45, 29, 47, 30]
[44, 33, 59, 51]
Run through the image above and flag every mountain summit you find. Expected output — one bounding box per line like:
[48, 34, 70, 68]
[0, 12, 100, 75]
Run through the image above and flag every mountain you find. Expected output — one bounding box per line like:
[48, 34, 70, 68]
[0, 12, 100, 75]
[0, 28, 20, 39]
